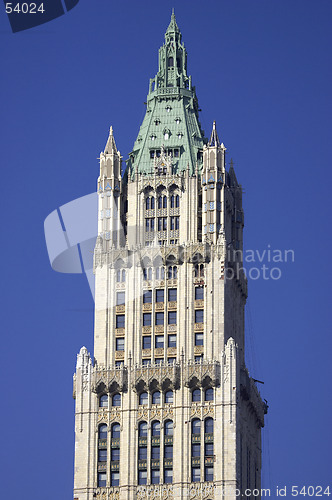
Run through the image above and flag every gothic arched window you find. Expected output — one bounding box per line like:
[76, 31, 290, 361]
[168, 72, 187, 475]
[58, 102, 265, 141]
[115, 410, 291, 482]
[112, 393, 121, 407]
[192, 389, 201, 402]
[98, 424, 107, 440]
[204, 417, 213, 434]
[151, 421, 160, 436]
[139, 392, 148, 406]
[165, 390, 173, 404]
[168, 266, 177, 279]
[99, 394, 108, 407]
[111, 423, 120, 439]
[152, 391, 161, 405]
[205, 388, 214, 402]
[138, 421, 148, 437]
[165, 420, 173, 436]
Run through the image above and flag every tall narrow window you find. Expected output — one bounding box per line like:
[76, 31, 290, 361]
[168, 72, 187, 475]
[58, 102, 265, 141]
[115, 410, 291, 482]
[111, 423, 120, 485]
[168, 266, 177, 279]
[143, 313, 152, 326]
[116, 315, 125, 329]
[191, 419, 201, 482]
[158, 196, 162, 209]
[98, 424, 108, 486]
[204, 418, 214, 482]
[116, 291, 125, 305]
[168, 289, 177, 302]
[168, 311, 177, 325]
[155, 312, 164, 325]
[155, 335, 164, 348]
[116, 338, 125, 351]
[138, 422, 148, 485]
[164, 419, 173, 483]
[117, 269, 126, 282]
[143, 336, 151, 349]
[195, 310, 204, 324]
[195, 287, 204, 300]
[163, 196, 167, 208]
[156, 289, 164, 302]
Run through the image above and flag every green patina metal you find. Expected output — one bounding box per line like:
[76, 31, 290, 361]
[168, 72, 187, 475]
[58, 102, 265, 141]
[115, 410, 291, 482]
[127, 11, 207, 178]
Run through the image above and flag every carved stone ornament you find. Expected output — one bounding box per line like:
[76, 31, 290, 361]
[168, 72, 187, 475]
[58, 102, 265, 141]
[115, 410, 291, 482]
[189, 482, 215, 499]
[137, 484, 173, 499]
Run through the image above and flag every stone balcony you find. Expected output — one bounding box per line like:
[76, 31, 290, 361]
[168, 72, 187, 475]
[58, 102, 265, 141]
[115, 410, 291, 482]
[91, 366, 128, 393]
[185, 360, 221, 388]
[133, 362, 181, 392]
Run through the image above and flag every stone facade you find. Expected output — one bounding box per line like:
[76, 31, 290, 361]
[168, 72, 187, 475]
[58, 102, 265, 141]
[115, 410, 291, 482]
[73, 13, 266, 500]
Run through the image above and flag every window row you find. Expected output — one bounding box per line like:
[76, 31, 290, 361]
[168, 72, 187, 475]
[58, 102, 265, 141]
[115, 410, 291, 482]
[191, 418, 214, 483]
[142, 357, 176, 366]
[97, 423, 120, 487]
[119, 310, 199, 329]
[145, 194, 180, 210]
[192, 387, 214, 402]
[143, 333, 176, 349]
[143, 311, 177, 326]
[145, 216, 180, 232]
[139, 390, 174, 405]
[143, 288, 177, 303]
[138, 420, 173, 485]
[115, 287, 201, 306]
[149, 149, 180, 160]
[99, 393, 121, 408]
[143, 265, 177, 280]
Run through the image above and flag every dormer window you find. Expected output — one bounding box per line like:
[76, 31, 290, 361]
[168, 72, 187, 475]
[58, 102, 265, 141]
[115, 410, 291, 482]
[175, 118, 181, 125]
[166, 106, 172, 113]
[155, 119, 160, 126]
[164, 128, 171, 141]
[151, 134, 157, 141]
[178, 133, 183, 139]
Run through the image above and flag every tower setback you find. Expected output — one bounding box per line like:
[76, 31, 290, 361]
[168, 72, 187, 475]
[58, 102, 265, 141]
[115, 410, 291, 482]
[73, 13, 266, 500]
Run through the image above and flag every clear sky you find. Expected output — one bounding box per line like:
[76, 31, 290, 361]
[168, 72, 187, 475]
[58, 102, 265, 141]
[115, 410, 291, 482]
[0, 1, 331, 498]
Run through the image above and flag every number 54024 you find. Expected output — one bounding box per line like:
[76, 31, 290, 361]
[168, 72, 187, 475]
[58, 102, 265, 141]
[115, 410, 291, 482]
[6, 3, 45, 14]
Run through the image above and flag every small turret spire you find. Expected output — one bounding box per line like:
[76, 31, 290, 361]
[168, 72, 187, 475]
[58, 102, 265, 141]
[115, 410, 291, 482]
[104, 125, 118, 155]
[208, 121, 221, 147]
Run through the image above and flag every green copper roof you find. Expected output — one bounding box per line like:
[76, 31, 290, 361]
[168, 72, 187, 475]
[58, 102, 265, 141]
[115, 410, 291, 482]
[127, 12, 207, 178]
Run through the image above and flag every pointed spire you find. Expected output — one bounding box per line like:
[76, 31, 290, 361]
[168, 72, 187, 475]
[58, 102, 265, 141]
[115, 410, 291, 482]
[166, 9, 180, 35]
[208, 121, 221, 147]
[104, 125, 118, 155]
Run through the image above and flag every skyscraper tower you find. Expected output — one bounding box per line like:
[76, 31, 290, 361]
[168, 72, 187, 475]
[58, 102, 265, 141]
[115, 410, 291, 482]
[73, 13, 266, 500]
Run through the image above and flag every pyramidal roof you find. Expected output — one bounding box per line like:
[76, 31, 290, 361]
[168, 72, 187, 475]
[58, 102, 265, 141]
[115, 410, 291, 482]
[127, 12, 207, 177]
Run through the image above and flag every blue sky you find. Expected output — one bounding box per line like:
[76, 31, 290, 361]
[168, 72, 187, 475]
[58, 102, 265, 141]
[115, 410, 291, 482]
[0, 1, 331, 498]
